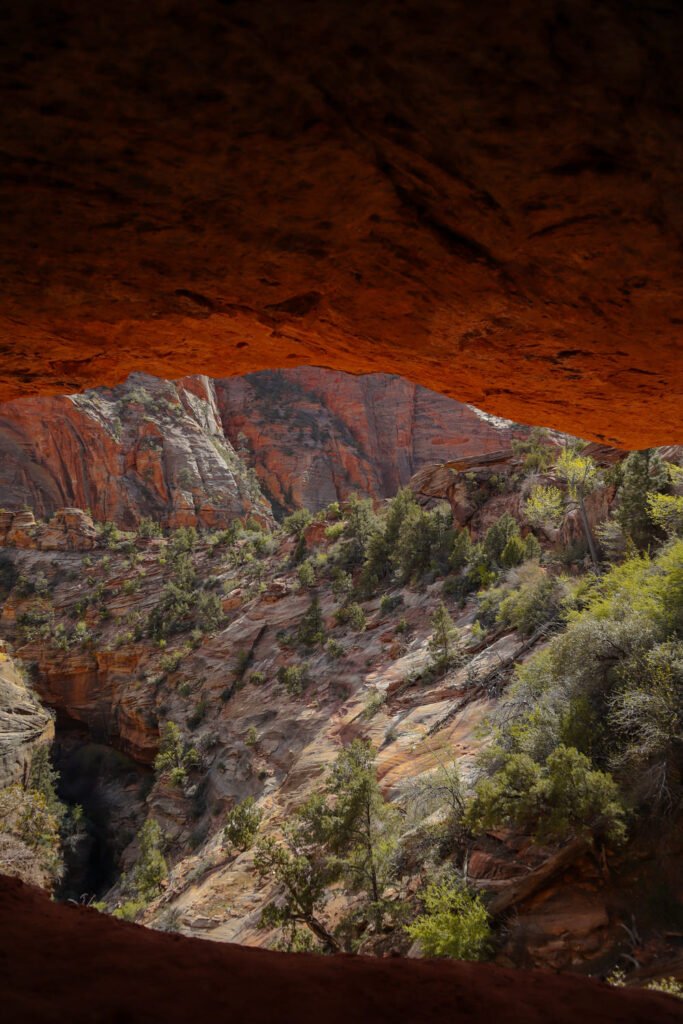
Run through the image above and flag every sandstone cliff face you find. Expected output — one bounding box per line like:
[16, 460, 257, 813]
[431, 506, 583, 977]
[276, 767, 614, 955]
[0, 369, 519, 525]
[216, 369, 519, 514]
[0, 644, 53, 789]
[0, 374, 271, 530]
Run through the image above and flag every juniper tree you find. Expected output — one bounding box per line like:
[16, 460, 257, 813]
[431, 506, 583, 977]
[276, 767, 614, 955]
[428, 602, 462, 673]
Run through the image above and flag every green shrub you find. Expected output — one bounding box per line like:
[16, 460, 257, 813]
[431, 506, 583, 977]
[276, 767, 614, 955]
[154, 722, 200, 786]
[336, 602, 366, 632]
[137, 517, 163, 540]
[483, 513, 520, 567]
[297, 560, 316, 588]
[224, 796, 262, 851]
[467, 746, 626, 847]
[380, 593, 403, 614]
[326, 638, 344, 659]
[277, 664, 307, 697]
[647, 493, 683, 538]
[406, 877, 491, 960]
[499, 534, 526, 568]
[325, 521, 345, 541]
[524, 484, 564, 530]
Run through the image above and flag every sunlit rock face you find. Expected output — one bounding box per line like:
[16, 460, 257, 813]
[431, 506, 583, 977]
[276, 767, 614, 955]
[1, 1, 682, 446]
[0, 375, 272, 530]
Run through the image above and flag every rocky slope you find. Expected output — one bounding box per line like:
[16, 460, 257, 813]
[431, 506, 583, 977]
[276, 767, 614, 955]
[0, 451, 674, 978]
[0, 369, 520, 526]
[0, 643, 53, 789]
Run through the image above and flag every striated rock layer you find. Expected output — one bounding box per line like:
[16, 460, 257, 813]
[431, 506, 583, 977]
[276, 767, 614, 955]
[0, 369, 520, 525]
[0, 374, 272, 530]
[217, 368, 520, 514]
[0, 645, 53, 790]
[1, 1, 682, 446]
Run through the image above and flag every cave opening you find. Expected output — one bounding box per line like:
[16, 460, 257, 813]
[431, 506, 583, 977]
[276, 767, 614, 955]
[51, 717, 152, 902]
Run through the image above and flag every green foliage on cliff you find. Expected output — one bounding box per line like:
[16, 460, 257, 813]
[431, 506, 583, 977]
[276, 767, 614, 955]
[406, 877, 491, 960]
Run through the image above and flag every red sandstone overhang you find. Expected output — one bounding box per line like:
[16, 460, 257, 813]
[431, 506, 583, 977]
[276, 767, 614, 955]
[1, 0, 682, 447]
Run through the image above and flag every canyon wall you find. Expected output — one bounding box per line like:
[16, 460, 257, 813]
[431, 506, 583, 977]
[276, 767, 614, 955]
[0, 374, 271, 530]
[216, 369, 518, 514]
[0, 370, 518, 525]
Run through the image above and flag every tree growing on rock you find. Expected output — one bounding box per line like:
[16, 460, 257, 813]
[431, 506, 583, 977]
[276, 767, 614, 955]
[324, 740, 401, 929]
[224, 796, 263, 851]
[615, 449, 669, 548]
[254, 797, 340, 953]
[428, 602, 463, 674]
[297, 595, 325, 647]
[154, 721, 200, 787]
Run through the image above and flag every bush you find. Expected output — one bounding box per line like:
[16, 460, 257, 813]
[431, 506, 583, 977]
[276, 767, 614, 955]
[326, 638, 344, 659]
[479, 561, 564, 637]
[406, 877, 491, 960]
[277, 664, 307, 697]
[647, 493, 683, 538]
[224, 797, 262, 851]
[154, 722, 200, 786]
[380, 593, 403, 614]
[467, 746, 626, 847]
[137, 517, 163, 540]
[297, 560, 316, 588]
[129, 819, 167, 902]
[524, 485, 564, 530]
[483, 513, 520, 567]
[499, 534, 526, 568]
[335, 602, 366, 632]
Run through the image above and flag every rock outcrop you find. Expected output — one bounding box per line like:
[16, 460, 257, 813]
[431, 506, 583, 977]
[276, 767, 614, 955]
[217, 369, 520, 514]
[0, 510, 98, 551]
[0, 374, 272, 530]
[0, 644, 53, 789]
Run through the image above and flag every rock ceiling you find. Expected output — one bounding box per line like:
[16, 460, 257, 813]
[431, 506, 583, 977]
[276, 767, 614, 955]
[1, 0, 682, 446]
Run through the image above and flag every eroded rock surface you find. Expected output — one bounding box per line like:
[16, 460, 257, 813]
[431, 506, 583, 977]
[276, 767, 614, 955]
[0, 369, 519, 525]
[1, 2, 682, 446]
[0, 644, 53, 789]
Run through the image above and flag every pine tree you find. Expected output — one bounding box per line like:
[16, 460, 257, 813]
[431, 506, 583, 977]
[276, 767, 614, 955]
[130, 819, 167, 901]
[325, 740, 400, 928]
[297, 595, 325, 647]
[428, 602, 462, 673]
[616, 449, 669, 548]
